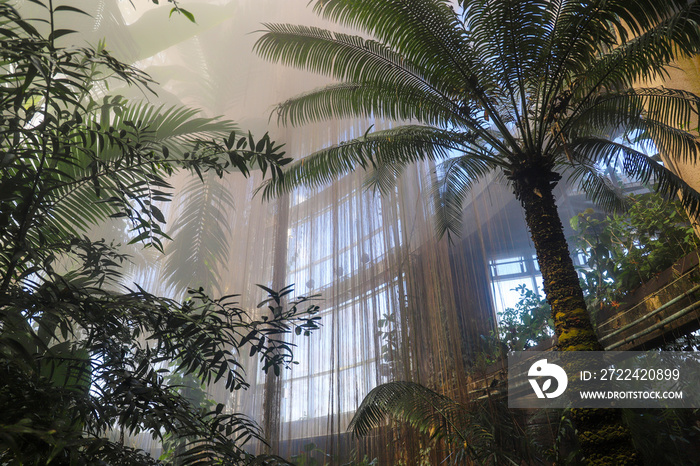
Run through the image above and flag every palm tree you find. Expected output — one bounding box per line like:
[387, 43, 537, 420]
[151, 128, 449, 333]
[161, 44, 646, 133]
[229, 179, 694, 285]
[254, 0, 700, 463]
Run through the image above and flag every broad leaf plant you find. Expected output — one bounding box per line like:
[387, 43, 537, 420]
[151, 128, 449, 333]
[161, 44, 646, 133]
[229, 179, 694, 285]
[0, 2, 318, 464]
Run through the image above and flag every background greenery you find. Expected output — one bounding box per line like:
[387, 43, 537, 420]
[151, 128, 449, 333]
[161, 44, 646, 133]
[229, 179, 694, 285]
[0, 2, 319, 464]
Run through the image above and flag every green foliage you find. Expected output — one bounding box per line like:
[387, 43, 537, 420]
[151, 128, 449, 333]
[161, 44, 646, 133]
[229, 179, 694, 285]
[497, 284, 553, 351]
[143, 0, 195, 23]
[376, 311, 403, 376]
[159, 368, 217, 463]
[1, 283, 321, 464]
[289, 443, 331, 466]
[0, 0, 290, 273]
[0, 2, 314, 464]
[162, 172, 236, 296]
[570, 193, 700, 312]
[623, 409, 700, 466]
[255, 0, 700, 236]
[348, 381, 537, 465]
[492, 192, 698, 347]
[476, 285, 552, 362]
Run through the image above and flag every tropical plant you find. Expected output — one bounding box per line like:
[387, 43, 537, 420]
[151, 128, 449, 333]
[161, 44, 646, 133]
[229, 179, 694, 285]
[78, 1, 283, 299]
[348, 381, 539, 465]
[571, 192, 700, 316]
[623, 408, 700, 465]
[496, 193, 698, 347]
[351, 381, 700, 465]
[254, 0, 700, 462]
[288, 442, 332, 466]
[497, 284, 553, 351]
[162, 171, 237, 296]
[158, 366, 217, 463]
[147, 0, 197, 23]
[0, 2, 316, 464]
[281, 443, 379, 466]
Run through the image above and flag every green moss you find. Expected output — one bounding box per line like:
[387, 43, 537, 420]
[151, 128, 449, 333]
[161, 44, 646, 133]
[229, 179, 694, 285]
[571, 409, 641, 465]
[553, 305, 601, 351]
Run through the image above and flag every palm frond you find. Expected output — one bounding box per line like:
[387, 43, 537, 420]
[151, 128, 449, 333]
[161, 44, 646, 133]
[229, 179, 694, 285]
[635, 120, 700, 166]
[348, 381, 469, 441]
[362, 159, 409, 196]
[259, 125, 478, 199]
[623, 150, 700, 219]
[566, 165, 631, 214]
[535, 1, 699, 149]
[312, 0, 471, 86]
[568, 88, 700, 135]
[432, 155, 500, 240]
[569, 138, 700, 218]
[273, 81, 466, 129]
[606, 0, 700, 45]
[574, 2, 700, 93]
[255, 23, 459, 98]
[559, 88, 700, 166]
[464, 0, 555, 101]
[162, 173, 235, 296]
[348, 381, 534, 464]
[255, 24, 468, 122]
[40, 101, 236, 240]
[107, 101, 237, 157]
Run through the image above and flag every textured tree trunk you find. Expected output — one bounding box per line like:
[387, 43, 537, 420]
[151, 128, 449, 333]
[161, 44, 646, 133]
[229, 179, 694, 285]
[511, 164, 640, 465]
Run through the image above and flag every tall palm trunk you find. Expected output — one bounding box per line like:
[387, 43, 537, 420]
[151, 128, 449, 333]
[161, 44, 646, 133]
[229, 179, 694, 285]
[511, 163, 640, 465]
[511, 164, 599, 353]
